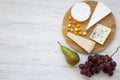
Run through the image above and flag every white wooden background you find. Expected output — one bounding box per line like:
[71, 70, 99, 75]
[0, 0, 120, 80]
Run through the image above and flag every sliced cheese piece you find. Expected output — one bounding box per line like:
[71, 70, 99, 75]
[86, 2, 111, 30]
[67, 32, 96, 53]
[90, 24, 111, 45]
[71, 2, 91, 22]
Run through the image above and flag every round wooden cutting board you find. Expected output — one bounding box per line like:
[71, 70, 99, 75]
[62, 1, 116, 54]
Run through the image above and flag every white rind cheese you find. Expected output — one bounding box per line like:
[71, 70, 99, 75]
[90, 24, 111, 45]
[71, 2, 91, 22]
[67, 32, 96, 53]
[86, 2, 111, 30]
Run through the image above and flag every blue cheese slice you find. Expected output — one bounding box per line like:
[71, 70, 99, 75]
[67, 32, 96, 53]
[90, 24, 111, 45]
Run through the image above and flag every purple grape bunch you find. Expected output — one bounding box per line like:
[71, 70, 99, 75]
[79, 54, 117, 77]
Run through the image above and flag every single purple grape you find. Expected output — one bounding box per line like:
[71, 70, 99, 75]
[88, 61, 93, 67]
[106, 62, 111, 69]
[92, 56, 97, 63]
[111, 61, 116, 67]
[86, 72, 92, 77]
[97, 59, 104, 64]
[80, 68, 87, 75]
[88, 55, 93, 61]
[103, 68, 108, 73]
[108, 71, 113, 76]
[79, 64, 85, 69]
[111, 66, 115, 71]
[99, 63, 105, 69]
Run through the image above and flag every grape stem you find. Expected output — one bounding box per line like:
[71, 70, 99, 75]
[110, 46, 120, 57]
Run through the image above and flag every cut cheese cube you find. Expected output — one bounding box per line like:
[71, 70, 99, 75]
[90, 24, 111, 45]
[71, 2, 91, 22]
[67, 32, 96, 53]
[86, 2, 111, 30]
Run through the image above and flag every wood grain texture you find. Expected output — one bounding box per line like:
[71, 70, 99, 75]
[62, 1, 116, 54]
[0, 0, 120, 80]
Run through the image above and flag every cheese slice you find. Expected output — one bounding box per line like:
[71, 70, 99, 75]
[86, 2, 111, 30]
[71, 2, 91, 22]
[67, 32, 96, 53]
[90, 24, 111, 45]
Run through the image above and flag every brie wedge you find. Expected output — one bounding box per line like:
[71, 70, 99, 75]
[86, 2, 111, 30]
[67, 32, 96, 53]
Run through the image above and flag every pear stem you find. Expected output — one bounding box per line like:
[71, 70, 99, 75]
[110, 45, 120, 57]
[57, 41, 62, 46]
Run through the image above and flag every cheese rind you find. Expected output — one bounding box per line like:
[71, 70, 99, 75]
[90, 24, 111, 45]
[67, 32, 96, 53]
[86, 2, 111, 30]
[71, 2, 91, 22]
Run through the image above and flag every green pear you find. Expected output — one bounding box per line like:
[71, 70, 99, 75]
[58, 42, 80, 65]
